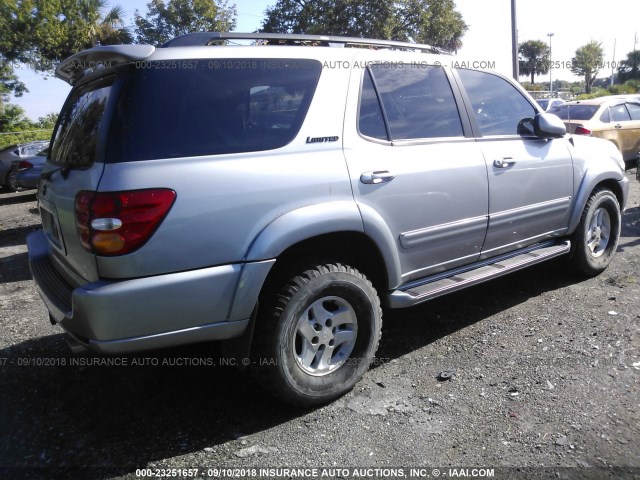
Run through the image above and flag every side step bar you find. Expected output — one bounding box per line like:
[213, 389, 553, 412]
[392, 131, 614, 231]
[387, 240, 571, 308]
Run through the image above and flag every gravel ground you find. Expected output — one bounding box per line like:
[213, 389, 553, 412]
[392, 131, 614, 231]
[0, 171, 639, 480]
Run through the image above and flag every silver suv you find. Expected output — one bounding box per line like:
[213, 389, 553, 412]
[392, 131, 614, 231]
[28, 33, 628, 406]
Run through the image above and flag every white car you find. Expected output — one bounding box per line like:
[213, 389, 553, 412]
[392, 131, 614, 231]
[537, 98, 565, 111]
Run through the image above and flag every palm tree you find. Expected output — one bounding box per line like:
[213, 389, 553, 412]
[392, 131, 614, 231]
[519, 40, 550, 85]
[77, 0, 133, 46]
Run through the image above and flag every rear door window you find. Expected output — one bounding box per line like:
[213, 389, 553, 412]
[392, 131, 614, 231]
[610, 104, 631, 122]
[361, 64, 464, 140]
[108, 59, 322, 161]
[548, 104, 599, 121]
[625, 102, 640, 121]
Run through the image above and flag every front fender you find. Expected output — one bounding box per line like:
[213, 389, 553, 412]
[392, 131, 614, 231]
[567, 136, 629, 232]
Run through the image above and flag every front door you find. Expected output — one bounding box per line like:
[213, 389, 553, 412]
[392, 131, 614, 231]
[456, 69, 574, 258]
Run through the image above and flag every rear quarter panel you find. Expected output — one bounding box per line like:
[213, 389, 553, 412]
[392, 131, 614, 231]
[96, 55, 356, 279]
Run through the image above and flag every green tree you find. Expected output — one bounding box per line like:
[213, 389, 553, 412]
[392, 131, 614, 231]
[0, 103, 55, 149]
[571, 41, 604, 94]
[36, 113, 59, 130]
[261, 0, 467, 51]
[617, 50, 640, 83]
[0, 0, 132, 72]
[134, 0, 237, 46]
[0, 60, 28, 115]
[518, 40, 549, 85]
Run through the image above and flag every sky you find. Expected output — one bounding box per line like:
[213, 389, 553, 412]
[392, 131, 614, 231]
[11, 0, 640, 120]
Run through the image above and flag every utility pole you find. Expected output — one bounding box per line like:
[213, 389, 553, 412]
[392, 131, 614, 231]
[511, 0, 518, 80]
[611, 39, 616, 86]
[547, 33, 554, 96]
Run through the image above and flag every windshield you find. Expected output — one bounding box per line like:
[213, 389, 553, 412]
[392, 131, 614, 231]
[549, 104, 599, 121]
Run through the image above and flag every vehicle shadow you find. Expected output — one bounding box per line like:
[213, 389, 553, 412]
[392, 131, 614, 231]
[1, 205, 637, 478]
[618, 206, 640, 252]
[0, 191, 37, 207]
[0, 226, 41, 249]
[0, 260, 585, 479]
[0, 252, 31, 283]
[0, 336, 293, 479]
[376, 260, 580, 362]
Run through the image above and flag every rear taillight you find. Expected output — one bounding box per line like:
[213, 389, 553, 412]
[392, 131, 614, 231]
[18, 160, 33, 169]
[574, 126, 591, 135]
[75, 189, 176, 256]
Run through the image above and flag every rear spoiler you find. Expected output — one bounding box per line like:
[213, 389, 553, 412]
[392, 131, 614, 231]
[55, 45, 155, 85]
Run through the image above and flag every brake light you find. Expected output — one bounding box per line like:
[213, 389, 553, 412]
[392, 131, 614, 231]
[18, 160, 33, 169]
[75, 189, 176, 256]
[574, 126, 591, 135]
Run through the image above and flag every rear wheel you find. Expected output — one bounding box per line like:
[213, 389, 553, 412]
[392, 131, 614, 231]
[7, 171, 21, 192]
[569, 187, 621, 276]
[252, 263, 382, 407]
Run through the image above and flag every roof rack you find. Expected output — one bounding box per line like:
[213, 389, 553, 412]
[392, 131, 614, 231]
[161, 32, 450, 55]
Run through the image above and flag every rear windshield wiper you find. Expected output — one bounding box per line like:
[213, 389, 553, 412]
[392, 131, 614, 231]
[41, 165, 71, 181]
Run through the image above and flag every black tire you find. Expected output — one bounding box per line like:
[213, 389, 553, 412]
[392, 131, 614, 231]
[569, 187, 621, 276]
[252, 263, 382, 407]
[6, 172, 21, 192]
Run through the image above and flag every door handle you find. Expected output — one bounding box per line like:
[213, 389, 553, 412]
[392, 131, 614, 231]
[360, 170, 395, 184]
[493, 158, 516, 168]
[614, 123, 622, 129]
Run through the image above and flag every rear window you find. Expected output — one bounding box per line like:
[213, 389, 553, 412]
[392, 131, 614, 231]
[548, 104, 599, 121]
[108, 59, 322, 161]
[50, 77, 114, 168]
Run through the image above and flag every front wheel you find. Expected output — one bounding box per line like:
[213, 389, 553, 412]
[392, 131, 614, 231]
[252, 263, 382, 407]
[569, 187, 621, 276]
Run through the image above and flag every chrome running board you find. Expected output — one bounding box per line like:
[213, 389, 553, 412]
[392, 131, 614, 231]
[387, 240, 571, 308]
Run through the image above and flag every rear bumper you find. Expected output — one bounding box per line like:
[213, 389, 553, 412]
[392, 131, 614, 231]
[27, 230, 274, 354]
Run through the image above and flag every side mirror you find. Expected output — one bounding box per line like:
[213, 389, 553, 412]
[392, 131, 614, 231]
[533, 113, 566, 139]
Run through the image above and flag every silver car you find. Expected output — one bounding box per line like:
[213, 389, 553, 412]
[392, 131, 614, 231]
[0, 140, 49, 191]
[28, 33, 628, 406]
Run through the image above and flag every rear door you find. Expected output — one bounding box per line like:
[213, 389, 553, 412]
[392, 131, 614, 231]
[343, 63, 489, 284]
[611, 102, 640, 160]
[38, 74, 115, 283]
[456, 69, 574, 258]
[625, 102, 640, 159]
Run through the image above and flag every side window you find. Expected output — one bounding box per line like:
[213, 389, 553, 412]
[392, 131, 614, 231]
[358, 69, 388, 140]
[626, 102, 640, 121]
[600, 108, 611, 123]
[367, 64, 463, 140]
[610, 104, 631, 122]
[51, 78, 113, 167]
[457, 69, 536, 136]
[109, 59, 322, 161]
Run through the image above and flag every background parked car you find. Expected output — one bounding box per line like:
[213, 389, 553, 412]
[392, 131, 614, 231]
[549, 97, 640, 168]
[536, 97, 564, 111]
[0, 140, 49, 191]
[7, 148, 49, 191]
